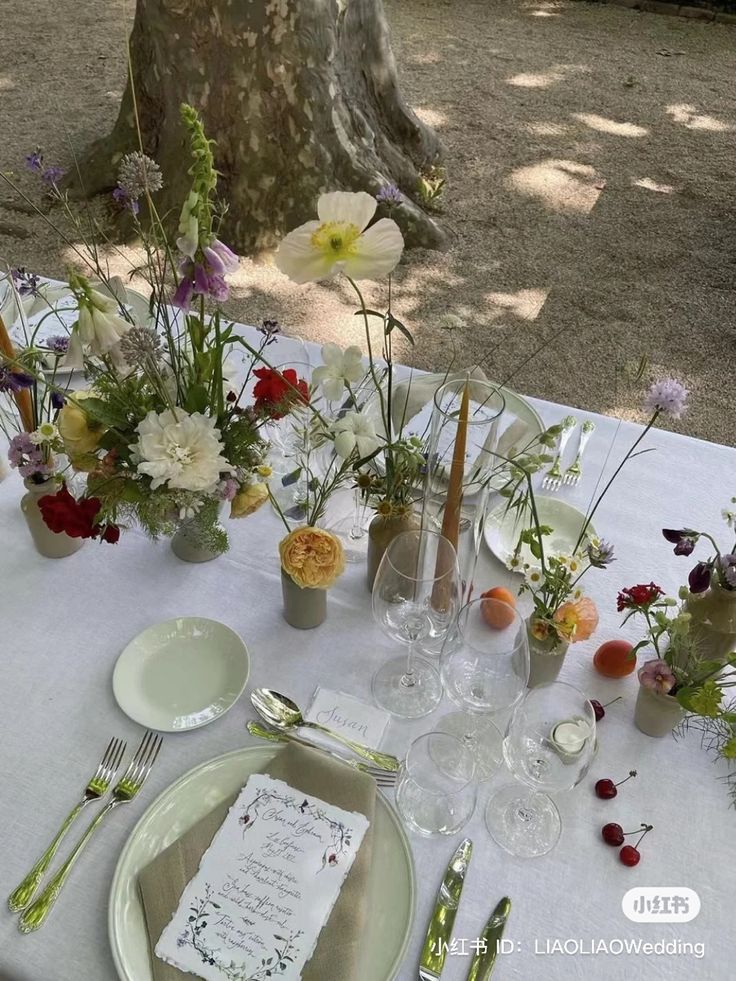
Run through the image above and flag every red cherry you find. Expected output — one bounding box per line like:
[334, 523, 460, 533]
[589, 696, 622, 722]
[620, 845, 640, 866]
[619, 825, 653, 866]
[595, 770, 637, 799]
[601, 823, 624, 846]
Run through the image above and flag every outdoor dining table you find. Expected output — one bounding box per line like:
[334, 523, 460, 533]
[1, 323, 734, 981]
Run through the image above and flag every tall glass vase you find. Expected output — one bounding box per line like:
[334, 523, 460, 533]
[421, 378, 505, 619]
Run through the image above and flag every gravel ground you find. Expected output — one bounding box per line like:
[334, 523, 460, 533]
[1, 0, 734, 444]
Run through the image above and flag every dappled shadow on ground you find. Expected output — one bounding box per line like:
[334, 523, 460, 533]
[1, 0, 735, 445]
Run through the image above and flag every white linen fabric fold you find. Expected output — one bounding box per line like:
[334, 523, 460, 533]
[1, 315, 734, 981]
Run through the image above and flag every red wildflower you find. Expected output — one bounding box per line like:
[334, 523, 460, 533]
[252, 367, 308, 419]
[616, 582, 663, 612]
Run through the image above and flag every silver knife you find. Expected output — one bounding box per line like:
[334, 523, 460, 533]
[419, 838, 473, 981]
[465, 897, 512, 981]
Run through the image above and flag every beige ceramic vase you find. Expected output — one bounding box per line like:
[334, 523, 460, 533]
[526, 616, 569, 688]
[20, 478, 84, 559]
[634, 685, 685, 738]
[366, 509, 421, 591]
[281, 569, 327, 629]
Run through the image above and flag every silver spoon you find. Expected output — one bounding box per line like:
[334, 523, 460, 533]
[250, 688, 400, 771]
[245, 722, 397, 786]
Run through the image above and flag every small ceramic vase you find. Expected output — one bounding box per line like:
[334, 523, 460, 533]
[527, 617, 569, 688]
[281, 569, 327, 629]
[20, 478, 84, 559]
[634, 685, 685, 738]
[170, 518, 224, 563]
[366, 510, 421, 591]
[685, 582, 736, 663]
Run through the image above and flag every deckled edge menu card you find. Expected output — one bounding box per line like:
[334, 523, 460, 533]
[155, 773, 370, 980]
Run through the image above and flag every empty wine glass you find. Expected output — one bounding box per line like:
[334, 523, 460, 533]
[396, 732, 477, 836]
[439, 596, 529, 780]
[372, 530, 461, 718]
[485, 682, 596, 857]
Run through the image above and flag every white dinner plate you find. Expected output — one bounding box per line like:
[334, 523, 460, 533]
[484, 495, 596, 567]
[112, 617, 250, 732]
[108, 746, 416, 981]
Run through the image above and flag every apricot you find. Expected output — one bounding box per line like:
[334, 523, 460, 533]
[593, 639, 637, 678]
[480, 586, 517, 629]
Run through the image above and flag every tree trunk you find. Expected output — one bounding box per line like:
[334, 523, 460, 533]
[73, 0, 446, 252]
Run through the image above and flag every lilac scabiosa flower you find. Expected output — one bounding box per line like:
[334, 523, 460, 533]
[218, 477, 239, 501]
[0, 365, 34, 393]
[643, 378, 689, 419]
[638, 659, 676, 694]
[46, 335, 70, 356]
[376, 184, 403, 207]
[587, 539, 615, 568]
[688, 561, 711, 594]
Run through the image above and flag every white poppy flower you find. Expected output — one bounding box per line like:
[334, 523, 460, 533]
[312, 343, 365, 401]
[132, 409, 230, 492]
[275, 191, 404, 284]
[331, 411, 380, 460]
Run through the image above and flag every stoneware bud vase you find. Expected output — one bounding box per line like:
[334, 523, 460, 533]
[634, 685, 686, 738]
[527, 617, 569, 688]
[170, 518, 224, 563]
[366, 509, 421, 592]
[685, 582, 736, 663]
[21, 478, 84, 559]
[281, 569, 327, 629]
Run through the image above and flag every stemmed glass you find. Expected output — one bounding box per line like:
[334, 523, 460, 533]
[372, 530, 462, 718]
[396, 732, 477, 836]
[439, 596, 529, 780]
[485, 682, 596, 857]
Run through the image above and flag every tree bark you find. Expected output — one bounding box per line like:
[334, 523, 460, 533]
[73, 0, 446, 252]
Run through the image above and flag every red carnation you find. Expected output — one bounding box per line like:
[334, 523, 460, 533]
[252, 367, 309, 419]
[616, 582, 663, 612]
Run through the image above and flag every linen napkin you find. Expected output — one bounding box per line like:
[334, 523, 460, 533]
[138, 743, 376, 981]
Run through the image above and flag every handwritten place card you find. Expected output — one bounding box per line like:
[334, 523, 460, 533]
[155, 773, 369, 981]
[306, 686, 390, 748]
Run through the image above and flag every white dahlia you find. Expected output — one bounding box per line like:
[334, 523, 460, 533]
[133, 409, 229, 492]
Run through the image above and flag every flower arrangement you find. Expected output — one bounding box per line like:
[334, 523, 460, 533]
[504, 378, 689, 651]
[2, 107, 312, 557]
[662, 501, 736, 594]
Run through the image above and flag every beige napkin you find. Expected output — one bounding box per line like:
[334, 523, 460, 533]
[138, 743, 376, 981]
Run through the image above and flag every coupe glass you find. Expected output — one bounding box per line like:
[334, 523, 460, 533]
[422, 378, 506, 611]
[372, 530, 462, 718]
[439, 596, 529, 780]
[396, 732, 477, 836]
[485, 682, 596, 857]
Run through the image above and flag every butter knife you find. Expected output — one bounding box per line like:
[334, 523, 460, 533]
[465, 897, 511, 981]
[419, 838, 473, 981]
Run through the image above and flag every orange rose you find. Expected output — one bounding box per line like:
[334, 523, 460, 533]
[553, 596, 599, 643]
[279, 526, 345, 589]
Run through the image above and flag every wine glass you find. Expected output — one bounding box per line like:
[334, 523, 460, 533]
[439, 596, 529, 780]
[372, 530, 462, 718]
[395, 732, 477, 836]
[485, 682, 596, 857]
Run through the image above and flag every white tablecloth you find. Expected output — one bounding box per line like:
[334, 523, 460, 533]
[1, 327, 734, 981]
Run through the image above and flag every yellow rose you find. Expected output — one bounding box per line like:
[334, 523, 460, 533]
[230, 481, 269, 518]
[279, 526, 345, 589]
[58, 391, 105, 461]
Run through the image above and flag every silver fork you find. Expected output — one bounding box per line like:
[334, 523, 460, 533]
[18, 731, 162, 933]
[562, 420, 596, 486]
[246, 721, 397, 788]
[541, 416, 577, 492]
[8, 737, 126, 912]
